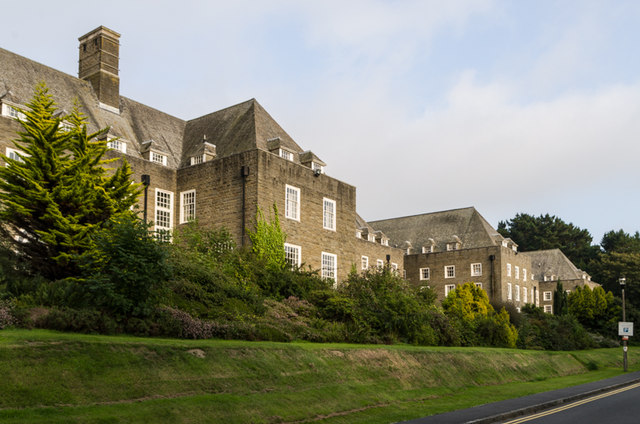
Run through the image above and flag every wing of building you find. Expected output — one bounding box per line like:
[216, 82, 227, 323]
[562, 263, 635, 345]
[0, 26, 403, 283]
[371, 207, 600, 313]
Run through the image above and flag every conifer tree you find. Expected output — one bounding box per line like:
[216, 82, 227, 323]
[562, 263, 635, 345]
[0, 83, 140, 279]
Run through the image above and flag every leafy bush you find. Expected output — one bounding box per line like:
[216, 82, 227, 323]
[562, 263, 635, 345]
[517, 305, 596, 350]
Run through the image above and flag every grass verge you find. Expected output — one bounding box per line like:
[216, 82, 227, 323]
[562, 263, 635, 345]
[0, 329, 637, 423]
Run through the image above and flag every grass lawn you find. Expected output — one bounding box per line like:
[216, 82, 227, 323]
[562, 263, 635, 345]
[0, 329, 636, 423]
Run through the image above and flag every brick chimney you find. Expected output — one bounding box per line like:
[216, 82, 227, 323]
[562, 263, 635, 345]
[78, 26, 120, 112]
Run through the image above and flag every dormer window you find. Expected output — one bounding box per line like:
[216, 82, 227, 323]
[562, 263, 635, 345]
[356, 229, 362, 239]
[446, 242, 460, 251]
[107, 139, 127, 154]
[422, 246, 433, 254]
[381, 238, 389, 246]
[151, 151, 167, 166]
[368, 233, 376, 242]
[5, 147, 26, 166]
[1, 103, 26, 121]
[279, 149, 294, 161]
[190, 155, 204, 165]
[311, 162, 324, 174]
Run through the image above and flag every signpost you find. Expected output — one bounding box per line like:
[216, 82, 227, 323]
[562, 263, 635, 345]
[619, 277, 632, 372]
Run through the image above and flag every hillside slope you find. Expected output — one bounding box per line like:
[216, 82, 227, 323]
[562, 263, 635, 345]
[0, 329, 636, 423]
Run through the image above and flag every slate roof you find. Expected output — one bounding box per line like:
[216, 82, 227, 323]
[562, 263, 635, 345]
[0, 47, 305, 170]
[369, 207, 505, 251]
[521, 249, 591, 282]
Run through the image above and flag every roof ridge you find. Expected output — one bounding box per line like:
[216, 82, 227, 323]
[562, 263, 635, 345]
[370, 206, 476, 224]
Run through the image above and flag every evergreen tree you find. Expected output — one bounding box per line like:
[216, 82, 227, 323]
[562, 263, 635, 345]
[0, 83, 140, 279]
[553, 281, 568, 315]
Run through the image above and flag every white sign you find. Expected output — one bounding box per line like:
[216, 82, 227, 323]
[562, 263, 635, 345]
[619, 322, 634, 337]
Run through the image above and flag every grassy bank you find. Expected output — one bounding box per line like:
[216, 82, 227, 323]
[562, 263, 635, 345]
[0, 329, 637, 423]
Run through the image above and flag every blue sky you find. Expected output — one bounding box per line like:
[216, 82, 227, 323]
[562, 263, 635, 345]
[4, 0, 640, 244]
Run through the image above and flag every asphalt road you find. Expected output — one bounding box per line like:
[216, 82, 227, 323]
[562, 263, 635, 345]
[398, 371, 640, 424]
[498, 382, 640, 423]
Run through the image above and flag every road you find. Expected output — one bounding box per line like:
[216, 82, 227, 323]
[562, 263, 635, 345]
[398, 371, 640, 424]
[500, 382, 640, 423]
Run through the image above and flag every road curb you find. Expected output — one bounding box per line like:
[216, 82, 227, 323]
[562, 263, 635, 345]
[467, 375, 640, 424]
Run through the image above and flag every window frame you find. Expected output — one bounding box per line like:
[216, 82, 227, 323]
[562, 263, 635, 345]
[508, 283, 513, 300]
[445, 265, 455, 279]
[515, 284, 520, 301]
[151, 151, 167, 166]
[180, 189, 196, 224]
[543, 291, 553, 301]
[507, 263, 512, 277]
[154, 188, 174, 240]
[420, 267, 430, 281]
[321, 252, 337, 282]
[445, 284, 456, 297]
[323, 198, 336, 231]
[471, 263, 482, 277]
[284, 243, 302, 268]
[285, 185, 300, 221]
[361, 255, 369, 270]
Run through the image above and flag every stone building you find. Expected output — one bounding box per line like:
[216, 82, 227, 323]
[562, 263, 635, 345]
[371, 207, 599, 311]
[0, 26, 403, 283]
[522, 249, 598, 314]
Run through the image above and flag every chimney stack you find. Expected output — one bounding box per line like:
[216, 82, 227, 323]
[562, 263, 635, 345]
[78, 26, 120, 112]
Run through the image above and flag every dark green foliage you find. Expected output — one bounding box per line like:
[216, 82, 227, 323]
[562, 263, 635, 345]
[337, 268, 439, 344]
[497, 213, 598, 271]
[76, 215, 170, 318]
[567, 285, 618, 335]
[553, 281, 568, 315]
[0, 83, 140, 279]
[517, 305, 596, 350]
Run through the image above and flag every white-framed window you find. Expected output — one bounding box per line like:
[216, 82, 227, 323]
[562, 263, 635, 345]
[58, 121, 73, 132]
[422, 246, 433, 253]
[446, 242, 459, 251]
[544, 305, 553, 314]
[381, 238, 389, 246]
[368, 233, 376, 242]
[106, 139, 127, 154]
[180, 190, 196, 223]
[356, 229, 362, 239]
[474, 282, 483, 289]
[507, 263, 512, 277]
[543, 291, 552, 301]
[377, 259, 384, 268]
[323, 198, 336, 231]
[5, 147, 25, 166]
[285, 185, 300, 221]
[1, 103, 26, 120]
[515, 266, 520, 279]
[284, 243, 301, 268]
[445, 284, 456, 297]
[508, 283, 513, 300]
[523, 268, 527, 281]
[311, 162, 324, 174]
[420, 268, 430, 280]
[321, 252, 337, 282]
[190, 155, 204, 165]
[391, 263, 398, 273]
[154, 189, 173, 240]
[279, 149, 294, 161]
[531, 288, 535, 304]
[523, 286, 528, 303]
[151, 151, 167, 166]
[471, 263, 482, 276]
[361, 256, 369, 270]
[445, 265, 455, 278]
[515, 285, 520, 301]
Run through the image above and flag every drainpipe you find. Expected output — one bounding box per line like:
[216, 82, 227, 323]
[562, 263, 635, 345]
[240, 166, 250, 247]
[489, 254, 496, 300]
[141, 174, 150, 225]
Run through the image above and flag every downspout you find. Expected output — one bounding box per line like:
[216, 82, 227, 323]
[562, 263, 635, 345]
[489, 254, 496, 300]
[141, 174, 150, 225]
[240, 166, 250, 247]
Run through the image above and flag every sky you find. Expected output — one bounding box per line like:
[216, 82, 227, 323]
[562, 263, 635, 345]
[3, 0, 640, 245]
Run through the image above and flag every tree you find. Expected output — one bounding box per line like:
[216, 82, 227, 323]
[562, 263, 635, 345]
[553, 281, 568, 315]
[497, 213, 598, 271]
[567, 285, 616, 333]
[0, 83, 140, 279]
[600, 229, 640, 254]
[442, 282, 518, 347]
